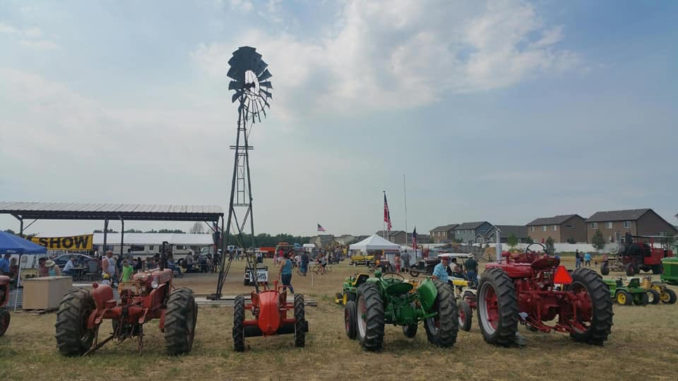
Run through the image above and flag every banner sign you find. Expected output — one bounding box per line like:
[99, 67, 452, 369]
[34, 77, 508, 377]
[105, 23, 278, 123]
[31, 234, 93, 250]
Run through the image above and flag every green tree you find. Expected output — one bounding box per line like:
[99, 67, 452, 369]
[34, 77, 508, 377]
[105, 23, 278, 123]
[591, 229, 605, 251]
[507, 233, 518, 248]
[525, 236, 534, 244]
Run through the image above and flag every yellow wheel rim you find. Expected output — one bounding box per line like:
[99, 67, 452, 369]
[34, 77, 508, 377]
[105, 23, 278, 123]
[660, 292, 670, 302]
[617, 293, 626, 304]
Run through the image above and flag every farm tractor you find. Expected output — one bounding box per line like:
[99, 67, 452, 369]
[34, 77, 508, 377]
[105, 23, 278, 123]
[233, 280, 307, 351]
[661, 257, 678, 285]
[0, 275, 10, 337]
[475, 243, 613, 346]
[55, 245, 197, 356]
[343, 271, 458, 351]
[604, 278, 649, 306]
[334, 273, 370, 305]
[639, 276, 676, 304]
[600, 235, 673, 276]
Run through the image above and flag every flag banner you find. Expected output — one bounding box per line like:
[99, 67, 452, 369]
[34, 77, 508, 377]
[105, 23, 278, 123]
[383, 193, 392, 231]
[412, 227, 417, 249]
[31, 234, 93, 250]
[317, 224, 326, 232]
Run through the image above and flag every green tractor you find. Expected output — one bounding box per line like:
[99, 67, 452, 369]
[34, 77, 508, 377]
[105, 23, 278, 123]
[604, 278, 649, 306]
[334, 273, 370, 305]
[343, 271, 458, 351]
[661, 257, 678, 286]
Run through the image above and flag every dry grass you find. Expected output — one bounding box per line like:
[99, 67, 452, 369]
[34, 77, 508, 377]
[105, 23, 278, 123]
[2, 259, 678, 381]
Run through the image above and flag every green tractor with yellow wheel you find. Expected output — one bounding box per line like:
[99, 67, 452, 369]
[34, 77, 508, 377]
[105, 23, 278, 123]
[343, 271, 458, 351]
[334, 273, 370, 305]
[604, 278, 649, 306]
[639, 276, 676, 305]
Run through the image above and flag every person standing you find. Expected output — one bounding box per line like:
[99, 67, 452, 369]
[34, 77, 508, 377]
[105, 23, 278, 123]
[394, 253, 401, 273]
[279, 252, 294, 294]
[300, 251, 309, 276]
[0, 253, 10, 275]
[45, 260, 61, 276]
[120, 259, 134, 282]
[401, 251, 411, 272]
[432, 256, 450, 283]
[101, 250, 117, 286]
[575, 250, 581, 269]
[584, 252, 592, 267]
[37, 257, 49, 277]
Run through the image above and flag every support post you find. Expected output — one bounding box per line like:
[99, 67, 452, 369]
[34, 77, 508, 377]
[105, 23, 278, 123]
[120, 217, 125, 260]
[103, 219, 109, 256]
[495, 227, 502, 263]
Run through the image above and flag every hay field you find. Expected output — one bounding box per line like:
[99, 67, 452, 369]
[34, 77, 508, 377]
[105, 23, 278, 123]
[1, 259, 678, 381]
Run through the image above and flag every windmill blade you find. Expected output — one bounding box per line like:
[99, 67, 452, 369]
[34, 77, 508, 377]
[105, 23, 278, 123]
[228, 80, 242, 90]
[232, 90, 243, 103]
[260, 89, 272, 100]
[259, 81, 273, 89]
[257, 69, 272, 82]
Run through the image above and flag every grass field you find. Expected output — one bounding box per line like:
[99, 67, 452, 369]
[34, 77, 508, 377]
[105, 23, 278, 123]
[2, 258, 678, 381]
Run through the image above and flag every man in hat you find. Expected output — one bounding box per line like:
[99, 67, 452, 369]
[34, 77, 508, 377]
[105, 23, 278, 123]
[432, 255, 449, 283]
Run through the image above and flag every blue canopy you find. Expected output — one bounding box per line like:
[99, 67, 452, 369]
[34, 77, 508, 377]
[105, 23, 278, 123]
[0, 231, 47, 254]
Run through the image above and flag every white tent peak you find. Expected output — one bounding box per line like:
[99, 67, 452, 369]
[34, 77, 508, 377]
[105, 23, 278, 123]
[349, 234, 399, 252]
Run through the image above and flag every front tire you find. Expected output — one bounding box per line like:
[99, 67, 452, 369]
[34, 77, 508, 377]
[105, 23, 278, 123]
[55, 289, 96, 356]
[424, 279, 458, 347]
[616, 290, 633, 305]
[661, 288, 677, 304]
[633, 292, 648, 306]
[477, 268, 518, 347]
[164, 288, 198, 355]
[356, 283, 384, 351]
[294, 294, 306, 347]
[600, 262, 609, 275]
[402, 324, 418, 338]
[233, 295, 245, 351]
[646, 289, 660, 304]
[569, 268, 613, 345]
[458, 300, 472, 332]
[344, 300, 357, 339]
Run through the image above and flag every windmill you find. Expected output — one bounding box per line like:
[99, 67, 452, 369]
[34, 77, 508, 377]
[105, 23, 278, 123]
[210, 46, 273, 300]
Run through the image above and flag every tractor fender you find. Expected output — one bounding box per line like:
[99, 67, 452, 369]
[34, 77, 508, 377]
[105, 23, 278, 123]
[257, 291, 282, 335]
[90, 283, 114, 311]
[417, 278, 438, 311]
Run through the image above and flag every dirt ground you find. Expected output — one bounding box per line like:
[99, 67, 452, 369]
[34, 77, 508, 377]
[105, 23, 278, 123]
[2, 258, 678, 381]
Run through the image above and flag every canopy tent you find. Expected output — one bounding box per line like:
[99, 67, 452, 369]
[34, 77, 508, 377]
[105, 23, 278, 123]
[349, 234, 400, 252]
[0, 231, 48, 311]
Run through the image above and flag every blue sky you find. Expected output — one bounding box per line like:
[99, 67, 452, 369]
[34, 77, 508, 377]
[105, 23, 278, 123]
[0, 0, 676, 236]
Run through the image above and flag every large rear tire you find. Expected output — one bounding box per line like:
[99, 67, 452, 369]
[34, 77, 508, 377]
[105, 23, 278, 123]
[294, 294, 306, 347]
[55, 289, 96, 356]
[233, 295, 245, 352]
[164, 288, 197, 355]
[424, 279, 458, 347]
[477, 268, 518, 347]
[569, 268, 613, 345]
[458, 300, 472, 332]
[616, 290, 633, 306]
[0, 308, 9, 337]
[344, 300, 357, 339]
[356, 283, 384, 351]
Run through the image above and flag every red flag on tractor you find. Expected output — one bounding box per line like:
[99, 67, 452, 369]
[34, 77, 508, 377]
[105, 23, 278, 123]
[383, 192, 392, 231]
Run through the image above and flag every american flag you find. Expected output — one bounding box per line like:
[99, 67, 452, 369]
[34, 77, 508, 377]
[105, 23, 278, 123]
[317, 224, 326, 232]
[383, 193, 392, 231]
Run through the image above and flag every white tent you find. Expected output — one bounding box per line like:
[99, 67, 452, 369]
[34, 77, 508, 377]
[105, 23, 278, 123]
[349, 234, 400, 252]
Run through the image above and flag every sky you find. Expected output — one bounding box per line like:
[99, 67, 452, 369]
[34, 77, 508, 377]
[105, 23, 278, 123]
[0, 0, 676, 237]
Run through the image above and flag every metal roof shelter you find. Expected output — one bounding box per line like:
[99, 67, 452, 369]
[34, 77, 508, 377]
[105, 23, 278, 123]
[0, 201, 224, 258]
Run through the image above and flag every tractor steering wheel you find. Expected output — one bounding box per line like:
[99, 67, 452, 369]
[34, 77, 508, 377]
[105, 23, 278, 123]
[382, 271, 405, 280]
[525, 243, 547, 254]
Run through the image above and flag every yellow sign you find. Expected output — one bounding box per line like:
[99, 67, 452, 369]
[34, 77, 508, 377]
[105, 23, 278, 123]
[31, 234, 93, 250]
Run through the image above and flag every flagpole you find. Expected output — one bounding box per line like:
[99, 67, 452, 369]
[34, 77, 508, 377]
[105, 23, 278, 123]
[403, 174, 408, 246]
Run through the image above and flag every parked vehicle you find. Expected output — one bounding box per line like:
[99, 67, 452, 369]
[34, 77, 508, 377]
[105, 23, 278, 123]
[600, 235, 673, 276]
[604, 277, 648, 306]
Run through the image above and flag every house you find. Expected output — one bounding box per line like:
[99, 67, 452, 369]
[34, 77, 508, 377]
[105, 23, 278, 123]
[308, 234, 336, 249]
[488, 225, 530, 243]
[334, 234, 357, 246]
[526, 215, 587, 243]
[586, 209, 677, 243]
[453, 222, 494, 244]
[429, 224, 458, 243]
[376, 230, 407, 245]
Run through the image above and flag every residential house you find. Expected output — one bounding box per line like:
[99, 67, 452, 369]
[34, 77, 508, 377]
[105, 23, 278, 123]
[376, 230, 407, 245]
[429, 224, 458, 243]
[488, 225, 530, 244]
[308, 234, 336, 249]
[526, 215, 587, 243]
[453, 222, 494, 244]
[586, 209, 677, 243]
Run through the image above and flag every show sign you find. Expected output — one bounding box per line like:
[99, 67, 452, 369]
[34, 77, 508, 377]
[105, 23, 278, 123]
[31, 234, 93, 250]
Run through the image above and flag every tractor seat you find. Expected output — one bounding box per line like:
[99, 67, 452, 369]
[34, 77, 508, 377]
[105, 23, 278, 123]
[352, 274, 369, 287]
[386, 281, 413, 296]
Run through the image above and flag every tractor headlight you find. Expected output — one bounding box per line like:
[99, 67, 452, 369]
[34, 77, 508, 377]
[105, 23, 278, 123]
[151, 276, 159, 289]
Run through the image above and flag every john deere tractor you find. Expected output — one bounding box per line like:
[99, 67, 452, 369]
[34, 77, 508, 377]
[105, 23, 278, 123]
[343, 271, 458, 351]
[335, 273, 370, 305]
[604, 278, 648, 306]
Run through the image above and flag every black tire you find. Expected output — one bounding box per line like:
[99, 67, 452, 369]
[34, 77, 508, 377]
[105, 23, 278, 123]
[458, 300, 472, 332]
[424, 279, 458, 347]
[477, 268, 518, 347]
[651, 264, 663, 275]
[625, 262, 636, 276]
[55, 288, 96, 356]
[633, 292, 648, 306]
[646, 289, 660, 305]
[356, 283, 384, 351]
[409, 269, 420, 278]
[0, 308, 9, 337]
[662, 289, 677, 304]
[344, 300, 357, 339]
[233, 295, 245, 351]
[569, 268, 613, 345]
[402, 324, 418, 338]
[616, 290, 633, 306]
[600, 262, 609, 275]
[165, 288, 197, 355]
[294, 294, 306, 347]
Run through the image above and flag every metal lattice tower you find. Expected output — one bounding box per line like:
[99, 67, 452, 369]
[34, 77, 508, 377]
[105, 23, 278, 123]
[210, 46, 272, 300]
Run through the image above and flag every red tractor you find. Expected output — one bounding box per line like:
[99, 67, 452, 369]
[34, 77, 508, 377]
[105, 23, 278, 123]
[601, 235, 674, 276]
[0, 275, 10, 336]
[55, 268, 197, 356]
[233, 280, 307, 351]
[475, 244, 613, 346]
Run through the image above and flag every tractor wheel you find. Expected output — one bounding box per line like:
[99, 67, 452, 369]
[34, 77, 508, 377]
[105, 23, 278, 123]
[458, 300, 472, 332]
[164, 288, 198, 355]
[424, 279, 458, 347]
[409, 269, 420, 278]
[625, 263, 637, 276]
[0, 308, 9, 337]
[652, 264, 663, 275]
[344, 300, 357, 339]
[402, 324, 418, 338]
[294, 294, 306, 347]
[633, 292, 649, 306]
[569, 268, 613, 345]
[356, 282, 384, 351]
[616, 290, 633, 305]
[600, 262, 609, 276]
[55, 288, 96, 356]
[233, 295, 245, 352]
[661, 289, 677, 304]
[646, 290, 660, 305]
[477, 268, 518, 347]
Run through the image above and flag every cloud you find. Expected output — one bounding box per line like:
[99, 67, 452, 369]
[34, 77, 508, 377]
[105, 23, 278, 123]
[0, 22, 58, 50]
[191, 0, 579, 119]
